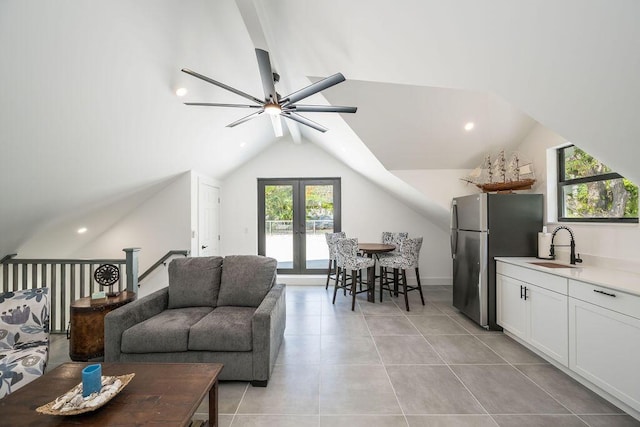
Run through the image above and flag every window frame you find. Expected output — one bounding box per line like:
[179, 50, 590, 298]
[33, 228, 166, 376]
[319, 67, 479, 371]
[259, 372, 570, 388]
[556, 145, 638, 223]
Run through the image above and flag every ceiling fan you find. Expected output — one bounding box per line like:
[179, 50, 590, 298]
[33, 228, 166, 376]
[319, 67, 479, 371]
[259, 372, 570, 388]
[181, 48, 357, 135]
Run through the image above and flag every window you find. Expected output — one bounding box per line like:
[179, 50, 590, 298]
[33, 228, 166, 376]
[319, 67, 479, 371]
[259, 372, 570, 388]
[557, 145, 638, 223]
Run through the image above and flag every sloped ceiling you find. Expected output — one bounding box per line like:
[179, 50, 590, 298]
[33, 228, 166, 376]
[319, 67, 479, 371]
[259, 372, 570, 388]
[1, 0, 639, 257]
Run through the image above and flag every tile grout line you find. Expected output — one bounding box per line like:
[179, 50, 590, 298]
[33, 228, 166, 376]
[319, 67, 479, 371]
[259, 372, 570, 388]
[449, 315, 587, 423]
[391, 291, 495, 421]
[228, 383, 250, 425]
[358, 295, 411, 427]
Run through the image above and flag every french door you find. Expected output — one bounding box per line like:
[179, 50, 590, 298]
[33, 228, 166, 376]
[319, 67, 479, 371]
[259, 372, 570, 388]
[258, 178, 341, 274]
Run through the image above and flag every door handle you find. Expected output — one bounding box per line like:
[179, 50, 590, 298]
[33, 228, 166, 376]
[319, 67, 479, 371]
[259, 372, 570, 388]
[201, 245, 208, 250]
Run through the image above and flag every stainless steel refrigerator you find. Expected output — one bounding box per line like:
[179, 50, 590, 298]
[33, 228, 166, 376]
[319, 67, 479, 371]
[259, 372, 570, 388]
[450, 193, 542, 330]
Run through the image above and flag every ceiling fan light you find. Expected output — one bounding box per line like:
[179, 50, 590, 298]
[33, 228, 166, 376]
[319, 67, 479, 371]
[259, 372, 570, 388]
[264, 103, 281, 116]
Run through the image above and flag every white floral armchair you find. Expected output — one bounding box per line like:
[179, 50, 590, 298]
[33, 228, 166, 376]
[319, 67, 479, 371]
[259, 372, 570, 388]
[0, 288, 50, 399]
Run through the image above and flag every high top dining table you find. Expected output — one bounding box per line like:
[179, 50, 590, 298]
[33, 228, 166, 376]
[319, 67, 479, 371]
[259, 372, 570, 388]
[357, 243, 395, 302]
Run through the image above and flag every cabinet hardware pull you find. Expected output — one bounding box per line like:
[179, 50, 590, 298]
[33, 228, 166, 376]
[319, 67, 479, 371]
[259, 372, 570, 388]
[523, 286, 528, 301]
[593, 289, 616, 297]
[520, 285, 524, 299]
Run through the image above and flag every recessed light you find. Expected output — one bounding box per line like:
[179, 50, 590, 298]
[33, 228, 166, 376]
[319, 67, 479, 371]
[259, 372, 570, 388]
[464, 122, 475, 131]
[175, 87, 188, 97]
[240, 142, 247, 148]
[77, 227, 88, 234]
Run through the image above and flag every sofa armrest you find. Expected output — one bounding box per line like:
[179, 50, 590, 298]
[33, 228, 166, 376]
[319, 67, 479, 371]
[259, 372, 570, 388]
[251, 283, 286, 385]
[104, 287, 169, 362]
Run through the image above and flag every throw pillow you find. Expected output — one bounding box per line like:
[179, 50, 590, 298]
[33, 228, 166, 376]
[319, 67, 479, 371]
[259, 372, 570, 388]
[167, 256, 223, 309]
[0, 288, 50, 348]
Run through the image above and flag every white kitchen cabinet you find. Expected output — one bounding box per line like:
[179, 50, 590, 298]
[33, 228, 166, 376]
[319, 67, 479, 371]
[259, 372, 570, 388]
[528, 283, 569, 365]
[496, 262, 569, 366]
[569, 280, 640, 412]
[496, 273, 527, 339]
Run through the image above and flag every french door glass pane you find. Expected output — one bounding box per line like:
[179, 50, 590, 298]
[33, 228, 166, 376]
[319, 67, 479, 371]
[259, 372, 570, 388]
[304, 184, 334, 269]
[264, 185, 294, 269]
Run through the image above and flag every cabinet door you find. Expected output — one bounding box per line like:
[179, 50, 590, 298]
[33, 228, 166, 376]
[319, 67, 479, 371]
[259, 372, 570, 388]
[569, 298, 640, 411]
[528, 284, 568, 366]
[496, 274, 527, 339]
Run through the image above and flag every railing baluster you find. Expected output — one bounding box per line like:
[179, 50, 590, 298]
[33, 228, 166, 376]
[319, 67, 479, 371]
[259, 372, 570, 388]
[22, 264, 27, 289]
[48, 264, 56, 331]
[80, 264, 87, 298]
[89, 264, 95, 294]
[2, 264, 7, 292]
[60, 263, 66, 331]
[70, 263, 76, 306]
[32, 264, 37, 289]
[12, 264, 18, 292]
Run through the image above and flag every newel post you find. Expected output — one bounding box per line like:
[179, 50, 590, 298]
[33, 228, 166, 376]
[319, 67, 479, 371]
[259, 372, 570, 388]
[123, 248, 140, 294]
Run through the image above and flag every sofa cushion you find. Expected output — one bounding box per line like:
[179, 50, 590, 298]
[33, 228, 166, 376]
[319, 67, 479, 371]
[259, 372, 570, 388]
[168, 256, 223, 309]
[0, 344, 48, 399]
[0, 288, 50, 349]
[216, 255, 277, 308]
[121, 307, 212, 353]
[189, 306, 256, 352]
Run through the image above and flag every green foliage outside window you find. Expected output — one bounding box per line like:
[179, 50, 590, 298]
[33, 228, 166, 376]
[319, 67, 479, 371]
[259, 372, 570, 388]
[560, 146, 638, 220]
[264, 185, 334, 221]
[264, 185, 293, 221]
[305, 185, 333, 220]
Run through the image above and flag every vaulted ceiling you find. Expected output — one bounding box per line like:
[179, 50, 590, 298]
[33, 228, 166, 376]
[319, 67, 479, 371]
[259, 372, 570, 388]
[1, 0, 639, 257]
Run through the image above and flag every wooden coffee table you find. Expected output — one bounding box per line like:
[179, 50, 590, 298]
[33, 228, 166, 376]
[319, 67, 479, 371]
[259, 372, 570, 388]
[0, 362, 223, 426]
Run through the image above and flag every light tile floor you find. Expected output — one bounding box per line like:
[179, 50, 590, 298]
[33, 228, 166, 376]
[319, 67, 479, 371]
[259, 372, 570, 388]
[47, 285, 640, 427]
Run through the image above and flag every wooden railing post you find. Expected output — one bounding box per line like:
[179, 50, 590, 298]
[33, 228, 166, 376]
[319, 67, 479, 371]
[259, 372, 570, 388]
[123, 248, 140, 294]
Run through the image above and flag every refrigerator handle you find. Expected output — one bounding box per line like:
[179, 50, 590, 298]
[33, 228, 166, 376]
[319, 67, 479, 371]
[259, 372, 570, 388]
[451, 229, 457, 258]
[450, 200, 458, 230]
[450, 200, 458, 258]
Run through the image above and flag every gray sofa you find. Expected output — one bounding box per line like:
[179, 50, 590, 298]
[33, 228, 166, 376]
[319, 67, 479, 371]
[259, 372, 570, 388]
[104, 255, 285, 386]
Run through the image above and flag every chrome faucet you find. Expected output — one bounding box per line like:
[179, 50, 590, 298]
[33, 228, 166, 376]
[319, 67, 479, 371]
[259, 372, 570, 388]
[550, 226, 583, 265]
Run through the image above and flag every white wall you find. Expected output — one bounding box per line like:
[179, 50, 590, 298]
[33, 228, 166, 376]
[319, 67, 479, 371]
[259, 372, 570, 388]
[72, 172, 193, 296]
[390, 169, 478, 211]
[516, 124, 640, 270]
[220, 137, 451, 285]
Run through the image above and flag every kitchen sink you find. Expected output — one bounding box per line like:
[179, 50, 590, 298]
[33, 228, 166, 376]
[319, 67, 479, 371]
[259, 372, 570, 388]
[528, 261, 576, 269]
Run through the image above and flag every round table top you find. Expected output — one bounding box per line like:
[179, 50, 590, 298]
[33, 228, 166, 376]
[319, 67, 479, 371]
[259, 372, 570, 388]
[358, 243, 395, 253]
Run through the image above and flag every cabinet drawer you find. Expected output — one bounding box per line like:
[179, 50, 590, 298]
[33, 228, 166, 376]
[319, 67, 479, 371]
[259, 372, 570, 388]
[569, 279, 640, 320]
[497, 262, 568, 295]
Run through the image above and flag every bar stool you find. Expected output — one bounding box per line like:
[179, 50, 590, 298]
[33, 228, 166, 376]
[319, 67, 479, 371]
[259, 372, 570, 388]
[324, 231, 346, 289]
[333, 238, 376, 311]
[378, 237, 425, 311]
[379, 232, 408, 295]
[379, 232, 408, 257]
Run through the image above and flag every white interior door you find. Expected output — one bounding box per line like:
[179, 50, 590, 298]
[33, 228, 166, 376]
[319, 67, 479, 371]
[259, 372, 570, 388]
[198, 180, 219, 256]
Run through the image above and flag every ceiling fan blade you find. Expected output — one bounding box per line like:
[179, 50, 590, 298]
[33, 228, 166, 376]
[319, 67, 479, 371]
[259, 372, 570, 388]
[226, 110, 263, 128]
[181, 68, 264, 105]
[185, 102, 262, 108]
[284, 105, 357, 113]
[281, 73, 346, 106]
[281, 112, 328, 133]
[270, 114, 283, 137]
[255, 49, 278, 104]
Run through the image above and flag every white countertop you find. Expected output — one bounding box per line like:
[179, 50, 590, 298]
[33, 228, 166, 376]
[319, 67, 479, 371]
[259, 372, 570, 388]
[495, 257, 640, 297]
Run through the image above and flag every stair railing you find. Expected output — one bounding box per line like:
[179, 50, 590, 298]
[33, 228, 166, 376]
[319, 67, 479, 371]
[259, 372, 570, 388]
[0, 248, 139, 333]
[138, 250, 190, 283]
